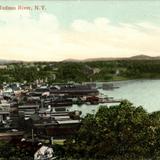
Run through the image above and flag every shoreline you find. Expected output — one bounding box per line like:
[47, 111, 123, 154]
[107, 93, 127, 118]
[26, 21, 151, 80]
[85, 78, 160, 84]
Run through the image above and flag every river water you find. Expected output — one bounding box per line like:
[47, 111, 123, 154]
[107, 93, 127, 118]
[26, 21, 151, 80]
[71, 80, 160, 116]
[102, 80, 160, 113]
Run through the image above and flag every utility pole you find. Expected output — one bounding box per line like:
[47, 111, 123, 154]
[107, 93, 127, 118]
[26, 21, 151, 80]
[32, 128, 34, 142]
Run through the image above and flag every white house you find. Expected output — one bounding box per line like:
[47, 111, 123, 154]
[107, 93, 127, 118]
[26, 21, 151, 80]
[34, 145, 56, 160]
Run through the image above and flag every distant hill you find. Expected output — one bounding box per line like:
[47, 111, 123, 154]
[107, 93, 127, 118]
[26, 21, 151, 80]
[154, 56, 160, 59]
[62, 58, 81, 62]
[63, 57, 127, 62]
[0, 59, 24, 64]
[64, 55, 160, 62]
[84, 57, 127, 61]
[0, 59, 10, 64]
[63, 55, 159, 62]
[129, 55, 153, 60]
[1, 54, 160, 64]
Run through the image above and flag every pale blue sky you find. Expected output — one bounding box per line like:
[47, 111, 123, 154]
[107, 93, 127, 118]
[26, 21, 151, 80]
[45, 1, 160, 27]
[2, 1, 160, 26]
[0, 0, 160, 61]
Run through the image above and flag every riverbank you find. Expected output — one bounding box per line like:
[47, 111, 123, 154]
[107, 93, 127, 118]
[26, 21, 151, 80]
[99, 76, 160, 84]
[1, 59, 160, 83]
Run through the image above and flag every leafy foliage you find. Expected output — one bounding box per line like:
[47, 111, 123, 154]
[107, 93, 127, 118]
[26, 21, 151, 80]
[0, 142, 33, 160]
[2, 60, 160, 83]
[64, 100, 160, 160]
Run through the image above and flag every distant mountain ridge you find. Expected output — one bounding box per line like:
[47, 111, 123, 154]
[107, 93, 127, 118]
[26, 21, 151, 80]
[130, 55, 160, 60]
[0, 55, 160, 64]
[0, 59, 23, 64]
[130, 55, 153, 60]
[63, 55, 160, 62]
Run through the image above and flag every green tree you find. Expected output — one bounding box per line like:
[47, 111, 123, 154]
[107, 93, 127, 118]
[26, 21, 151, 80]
[64, 100, 158, 160]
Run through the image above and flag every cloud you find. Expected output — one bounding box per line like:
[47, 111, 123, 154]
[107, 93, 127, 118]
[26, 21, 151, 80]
[0, 10, 63, 61]
[71, 18, 160, 58]
[0, 11, 160, 61]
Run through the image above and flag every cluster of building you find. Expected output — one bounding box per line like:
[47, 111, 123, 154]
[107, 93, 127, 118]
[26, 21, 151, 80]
[0, 82, 120, 159]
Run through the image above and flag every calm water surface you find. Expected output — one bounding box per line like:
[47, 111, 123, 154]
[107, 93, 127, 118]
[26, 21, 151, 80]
[101, 80, 160, 113]
[71, 80, 160, 116]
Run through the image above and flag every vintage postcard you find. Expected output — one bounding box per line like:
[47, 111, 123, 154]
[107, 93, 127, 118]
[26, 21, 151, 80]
[0, 0, 159, 159]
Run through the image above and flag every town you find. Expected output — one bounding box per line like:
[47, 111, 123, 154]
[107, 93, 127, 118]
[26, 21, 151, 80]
[0, 80, 120, 159]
